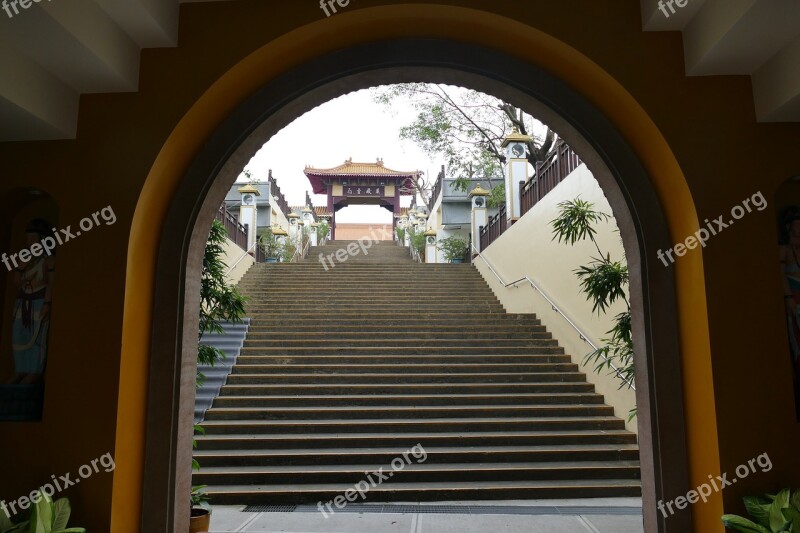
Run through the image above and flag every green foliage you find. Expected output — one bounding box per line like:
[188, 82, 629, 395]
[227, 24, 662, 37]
[488, 183, 505, 209]
[281, 240, 297, 263]
[191, 424, 205, 471]
[0, 493, 84, 533]
[449, 178, 505, 209]
[551, 199, 610, 247]
[372, 83, 554, 200]
[396, 227, 406, 243]
[257, 227, 282, 259]
[243, 169, 261, 185]
[408, 226, 426, 256]
[575, 258, 630, 313]
[722, 489, 800, 532]
[551, 199, 634, 394]
[191, 485, 211, 510]
[197, 220, 248, 386]
[438, 235, 469, 262]
[194, 221, 247, 489]
[316, 221, 330, 242]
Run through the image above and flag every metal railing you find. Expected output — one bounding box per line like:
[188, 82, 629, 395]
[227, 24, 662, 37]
[225, 240, 259, 276]
[479, 204, 507, 251]
[479, 140, 583, 252]
[471, 245, 635, 390]
[521, 139, 582, 215]
[292, 235, 311, 263]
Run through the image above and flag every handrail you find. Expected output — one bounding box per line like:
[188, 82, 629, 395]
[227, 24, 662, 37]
[226, 240, 259, 276]
[471, 245, 635, 390]
[294, 235, 311, 262]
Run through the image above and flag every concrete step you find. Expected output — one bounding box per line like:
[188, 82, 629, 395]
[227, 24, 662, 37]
[237, 345, 564, 355]
[202, 404, 616, 421]
[233, 355, 571, 365]
[193, 444, 639, 467]
[242, 330, 549, 339]
[221, 368, 592, 384]
[224, 371, 588, 383]
[192, 252, 639, 504]
[219, 381, 591, 394]
[199, 416, 628, 435]
[244, 317, 544, 330]
[194, 460, 641, 485]
[243, 317, 540, 327]
[199, 478, 642, 505]
[240, 339, 557, 348]
[211, 392, 606, 407]
[194, 429, 638, 450]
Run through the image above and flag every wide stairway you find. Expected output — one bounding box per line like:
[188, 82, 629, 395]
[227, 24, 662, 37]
[194, 240, 640, 504]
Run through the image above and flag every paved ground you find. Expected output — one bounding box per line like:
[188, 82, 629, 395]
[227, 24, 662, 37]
[207, 498, 644, 532]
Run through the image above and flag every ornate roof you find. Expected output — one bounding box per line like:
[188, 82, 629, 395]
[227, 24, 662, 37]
[304, 158, 422, 195]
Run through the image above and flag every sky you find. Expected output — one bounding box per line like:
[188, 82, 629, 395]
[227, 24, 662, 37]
[237, 88, 442, 224]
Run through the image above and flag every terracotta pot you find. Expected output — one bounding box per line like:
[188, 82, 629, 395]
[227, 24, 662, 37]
[189, 508, 211, 533]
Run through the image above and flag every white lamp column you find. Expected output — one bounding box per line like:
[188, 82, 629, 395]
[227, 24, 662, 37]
[271, 225, 288, 262]
[237, 184, 261, 252]
[398, 215, 409, 245]
[287, 211, 300, 243]
[501, 129, 532, 223]
[424, 228, 437, 264]
[469, 183, 490, 255]
[309, 222, 319, 247]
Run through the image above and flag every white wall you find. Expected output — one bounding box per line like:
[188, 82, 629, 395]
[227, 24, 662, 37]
[427, 194, 473, 263]
[473, 164, 637, 432]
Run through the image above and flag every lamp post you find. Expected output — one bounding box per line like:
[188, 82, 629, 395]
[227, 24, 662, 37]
[424, 228, 437, 264]
[469, 183, 490, 255]
[501, 128, 532, 223]
[237, 184, 261, 252]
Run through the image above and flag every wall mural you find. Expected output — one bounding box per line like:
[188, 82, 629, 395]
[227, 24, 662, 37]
[0, 218, 55, 421]
[778, 206, 800, 419]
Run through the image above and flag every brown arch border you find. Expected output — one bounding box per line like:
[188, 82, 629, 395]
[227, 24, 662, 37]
[143, 39, 689, 533]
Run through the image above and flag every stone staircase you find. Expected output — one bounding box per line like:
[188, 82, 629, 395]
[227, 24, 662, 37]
[193, 240, 640, 504]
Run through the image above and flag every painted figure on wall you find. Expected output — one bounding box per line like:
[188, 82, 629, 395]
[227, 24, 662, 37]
[10, 219, 55, 384]
[0, 219, 55, 420]
[778, 206, 800, 416]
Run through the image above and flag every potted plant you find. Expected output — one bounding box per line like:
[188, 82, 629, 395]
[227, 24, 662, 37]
[438, 235, 469, 263]
[0, 491, 85, 532]
[189, 485, 211, 533]
[257, 227, 281, 262]
[722, 488, 800, 532]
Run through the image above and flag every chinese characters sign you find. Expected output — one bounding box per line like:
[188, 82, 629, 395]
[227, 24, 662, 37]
[344, 186, 384, 197]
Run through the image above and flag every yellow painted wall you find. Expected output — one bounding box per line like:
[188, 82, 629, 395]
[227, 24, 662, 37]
[0, 2, 796, 532]
[474, 165, 637, 431]
[221, 237, 254, 286]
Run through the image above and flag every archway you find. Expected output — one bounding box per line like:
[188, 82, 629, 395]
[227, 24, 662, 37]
[117, 24, 712, 533]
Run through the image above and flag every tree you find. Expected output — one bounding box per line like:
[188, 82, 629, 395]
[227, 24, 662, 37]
[550, 198, 635, 419]
[372, 83, 555, 205]
[197, 220, 248, 386]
